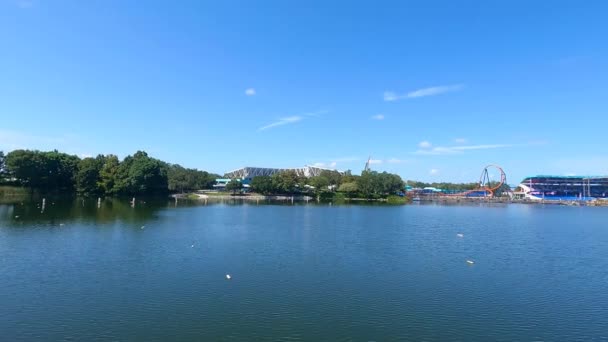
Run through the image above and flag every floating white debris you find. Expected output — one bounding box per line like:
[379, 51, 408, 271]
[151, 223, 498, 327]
[141, 226, 145, 229]
[14, 215, 19, 219]
[457, 233, 464, 238]
[191, 244, 195, 248]
[59, 223, 65, 226]
[225, 274, 232, 280]
[466, 260, 475, 265]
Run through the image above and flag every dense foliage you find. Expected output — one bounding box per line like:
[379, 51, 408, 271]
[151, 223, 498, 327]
[0, 151, 5, 181]
[225, 179, 243, 194]
[167, 164, 217, 193]
[406, 180, 511, 195]
[248, 169, 406, 199]
[0, 149, 218, 196]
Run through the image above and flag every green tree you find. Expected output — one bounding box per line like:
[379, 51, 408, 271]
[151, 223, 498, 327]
[308, 175, 330, 192]
[166, 164, 218, 192]
[251, 176, 274, 195]
[271, 170, 300, 194]
[5, 150, 44, 188]
[357, 171, 404, 198]
[99, 155, 120, 194]
[0, 151, 5, 182]
[225, 179, 243, 194]
[319, 170, 342, 190]
[42, 150, 80, 192]
[5, 150, 79, 192]
[357, 171, 377, 198]
[167, 164, 189, 193]
[113, 151, 168, 195]
[338, 181, 359, 197]
[76, 157, 103, 195]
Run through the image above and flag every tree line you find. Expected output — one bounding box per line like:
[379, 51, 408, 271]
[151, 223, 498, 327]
[238, 169, 405, 199]
[406, 180, 511, 195]
[0, 149, 219, 196]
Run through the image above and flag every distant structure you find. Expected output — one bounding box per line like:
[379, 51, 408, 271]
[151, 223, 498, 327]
[408, 164, 508, 198]
[364, 156, 371, 172]
[516, 175, 608, 201]
[224, 165, 341, 180]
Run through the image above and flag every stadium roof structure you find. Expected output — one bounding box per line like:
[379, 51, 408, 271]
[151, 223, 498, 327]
[224, 166, 341, 179]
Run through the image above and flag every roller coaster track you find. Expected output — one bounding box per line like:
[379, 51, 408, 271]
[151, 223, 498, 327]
[440, 164, 507, 197]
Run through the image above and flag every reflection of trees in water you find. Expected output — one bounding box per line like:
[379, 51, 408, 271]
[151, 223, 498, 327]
[1, 198, 178, 226]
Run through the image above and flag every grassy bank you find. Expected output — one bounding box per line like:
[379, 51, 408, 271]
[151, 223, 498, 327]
[0, 186, 29, 197]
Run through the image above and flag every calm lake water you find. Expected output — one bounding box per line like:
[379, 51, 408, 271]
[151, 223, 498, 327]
[1, 198, 607, 341]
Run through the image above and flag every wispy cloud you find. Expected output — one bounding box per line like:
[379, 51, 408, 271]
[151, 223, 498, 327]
[0, 129, 67, 151]
[384, 84, 464, 102]
[454, 138, 467, 144]
[368, 159, 383, 165]
[310, 157, 359, 169]
[371, 114, 385, 120]
[418, 141, 432, 149]
[430, 169, 440, 175]
[303, 109, 329, 117]
[258, 116, 302, 131]
[16, 0, 33, 8]
[258, 109, 328, 131]
[245, 88, 256, 96]
[413, 143, 514, 155]
[387, 158, 411, 164]
[332, 157, 360, 163]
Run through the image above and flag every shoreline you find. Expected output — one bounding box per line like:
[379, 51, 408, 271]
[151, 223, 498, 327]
[171, 193, 608, 206]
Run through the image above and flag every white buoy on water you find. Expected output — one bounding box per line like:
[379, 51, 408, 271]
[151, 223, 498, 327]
[466, 260, 475, 265]
[225, 274, 232, 280]
[141, 225, 145, 229]
[457, 233, 464, 238]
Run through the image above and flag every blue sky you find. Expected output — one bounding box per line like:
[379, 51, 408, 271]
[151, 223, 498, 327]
[1, 0, 607, 183]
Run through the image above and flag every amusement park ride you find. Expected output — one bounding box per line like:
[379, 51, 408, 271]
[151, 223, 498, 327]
[364, 156, 507, 198]
[441, 164, 508, 197]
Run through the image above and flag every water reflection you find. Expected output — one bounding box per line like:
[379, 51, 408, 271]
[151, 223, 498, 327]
[0, 198, 179, 227]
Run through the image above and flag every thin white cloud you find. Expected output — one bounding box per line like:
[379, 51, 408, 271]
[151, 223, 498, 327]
[312, 162, 326, 167]
[258, 116, 302, 131]
[329, 161, 337, 168]
[371, 114, 385, 120]
[407, 84, 464, 98]
[303, 109, 329, 117]
[368, 159, 383, 165]
[384, 84, 464, 102]
[413, 143, 514, 155]
[451, 144, 512, 151]
[0, 129, 67, 151]
[245, 88, 256, 96]
[383, 92, 399, 102]
[16, 0, 33, 8]
[387, 158, 409, 164]
[419, 141, 432, 149]
[257, 109, 328, 131]
[454, 138, 467, 144]
[332, 157, 359, 163]
[430, 169, 440, 175]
